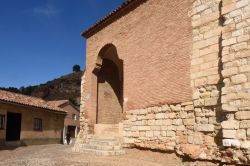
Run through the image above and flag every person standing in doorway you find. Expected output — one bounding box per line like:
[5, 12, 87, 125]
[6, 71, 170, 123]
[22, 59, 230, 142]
[66, 132, 71, 145]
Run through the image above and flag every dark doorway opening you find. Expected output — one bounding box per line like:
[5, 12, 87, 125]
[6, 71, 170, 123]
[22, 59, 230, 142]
[6, 112, 21, 141]
[67, 126, 76, 138]
[94, 44, 124, 127]
[97, 59, 123, 124]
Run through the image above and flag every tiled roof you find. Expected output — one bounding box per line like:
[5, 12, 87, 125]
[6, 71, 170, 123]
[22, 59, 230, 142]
[0, 90, 66, 113]
[48, 100, 68, 107]
[48, 100, 80, 111]
[81, 0, 147, 38]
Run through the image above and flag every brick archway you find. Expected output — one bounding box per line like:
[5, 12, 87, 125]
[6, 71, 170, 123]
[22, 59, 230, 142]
[94, 44, 123, 125]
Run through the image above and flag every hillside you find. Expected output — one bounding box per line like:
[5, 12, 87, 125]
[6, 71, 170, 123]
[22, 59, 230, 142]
[0, 71, 83, 105]
[31, 72, 83, 105]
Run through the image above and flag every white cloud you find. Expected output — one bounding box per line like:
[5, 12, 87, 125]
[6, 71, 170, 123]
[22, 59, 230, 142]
[33, 4, 61, 17]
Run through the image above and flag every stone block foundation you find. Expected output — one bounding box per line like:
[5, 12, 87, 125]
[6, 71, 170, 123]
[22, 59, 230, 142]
[123, 102, 221, 160]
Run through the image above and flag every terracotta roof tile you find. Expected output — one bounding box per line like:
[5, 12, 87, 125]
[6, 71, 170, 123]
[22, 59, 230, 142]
[48, 100, 80, 112]
[48, 100, 69, 107]
[0, 90, 66, 113]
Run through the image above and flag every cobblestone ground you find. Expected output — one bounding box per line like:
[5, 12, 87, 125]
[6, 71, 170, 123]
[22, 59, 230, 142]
[0, 144, 220, 166]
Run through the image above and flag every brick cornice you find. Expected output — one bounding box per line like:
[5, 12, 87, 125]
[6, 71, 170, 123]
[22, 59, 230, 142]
[81, 0, 148, 38]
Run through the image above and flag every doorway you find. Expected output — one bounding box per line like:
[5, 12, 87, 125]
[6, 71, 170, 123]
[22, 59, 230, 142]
[67, 126, 77, 138]
[97, 58, 123, 124]
[6, 112, 21, 141]
[92, 44, 124, 136]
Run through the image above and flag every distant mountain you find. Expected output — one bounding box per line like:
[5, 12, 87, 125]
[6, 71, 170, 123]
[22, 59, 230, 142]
[0, 71, 83, 105]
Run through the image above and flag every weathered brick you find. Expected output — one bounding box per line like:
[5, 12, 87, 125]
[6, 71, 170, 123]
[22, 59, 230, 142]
[230, 9, 242, 17]
[155, 113, 165, 119]
[151, 126, 160, 131]
[231, 42, 248, 51]
[222, 67, 238, 77]
[138, 126, 151, 131]
[239, 65, 250, 73]
[176, 125, 186, 131]
[247, 128, 250, 137]
[196, 117, 209, 124]
[185, 104, 194, 111]
[223, 129, 236, 138]
[236, 0, 250, 8]
[204, 98, 218, 106]
[162, 119, 173, 125]
[172, 119, 183, 126]
[166, 131, 176, 137]
[240, 120, 250, 128]
[231, 74, 247, 84]
[209, 117, 216, 124]
[183, 118, 195, 125]
[241, 141, 250, 149]
[195, 124, 214, 132]
[237, 34, 249, 42]
[153, 131, 161, 137]
[221, 120, 240, 129]
[223, 139, 240, 147]
[222, 37, 236, 46]
[236, 129, 246, 140]
[235, 111, 250, 120]
[145, 131, 154, 137]
[222, 104, 238, 112]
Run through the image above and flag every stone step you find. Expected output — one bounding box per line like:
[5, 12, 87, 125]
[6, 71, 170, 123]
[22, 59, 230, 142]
[94, 124, 121, 137]
[73, 135, 125, 156]
[91, 137, 117, 141]
[88, 140, 119, 146]
[88, 136, 122, 146]
[92, 135, 120, 140]
[80, 144, 122, 151]
[76, 148, 125, 156]
[105, 126, 119, 129]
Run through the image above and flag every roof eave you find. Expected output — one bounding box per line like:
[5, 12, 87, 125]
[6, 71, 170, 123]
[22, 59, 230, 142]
[0, 99, 67, 114]
[81, 0, 147, 39]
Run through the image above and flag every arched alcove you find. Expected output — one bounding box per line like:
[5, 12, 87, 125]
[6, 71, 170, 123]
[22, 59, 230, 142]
[94, 44, 123, 124]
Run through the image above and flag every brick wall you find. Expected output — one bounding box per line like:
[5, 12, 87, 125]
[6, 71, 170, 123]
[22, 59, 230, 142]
[63, 104, 80, 127]
[78, 0, 250, 164]
[85, 0, 192, 130]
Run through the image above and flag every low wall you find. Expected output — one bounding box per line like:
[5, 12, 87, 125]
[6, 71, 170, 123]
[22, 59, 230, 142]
[123, 101, 221, 159]
[123, 99, 249, 164]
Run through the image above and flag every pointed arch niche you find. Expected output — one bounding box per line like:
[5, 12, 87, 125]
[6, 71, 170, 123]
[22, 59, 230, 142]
[93, 44, 123, 124]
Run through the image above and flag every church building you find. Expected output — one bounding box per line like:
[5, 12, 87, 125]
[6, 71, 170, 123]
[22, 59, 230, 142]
[75, 0, 250, 164]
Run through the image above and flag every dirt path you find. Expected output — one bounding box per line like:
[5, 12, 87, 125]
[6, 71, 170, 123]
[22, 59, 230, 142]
[0, 144, 220, 166]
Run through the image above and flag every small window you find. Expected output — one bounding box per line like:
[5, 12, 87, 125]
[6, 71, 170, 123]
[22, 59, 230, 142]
[0, 115, 5, 129]
[34, 118, 42, 131]
[72, 114, 77, 121]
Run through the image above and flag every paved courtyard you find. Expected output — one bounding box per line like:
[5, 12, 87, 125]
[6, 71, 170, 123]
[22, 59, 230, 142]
[0, 144, 220, 166]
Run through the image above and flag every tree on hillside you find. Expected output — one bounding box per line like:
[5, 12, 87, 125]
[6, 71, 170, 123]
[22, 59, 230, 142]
[0, 87, 20, 93]
[73, 65, 81, 72]
[20, 86, 36, 95]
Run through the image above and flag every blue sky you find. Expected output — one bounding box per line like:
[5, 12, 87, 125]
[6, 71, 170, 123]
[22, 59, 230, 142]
[0, 0, 124, 88]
